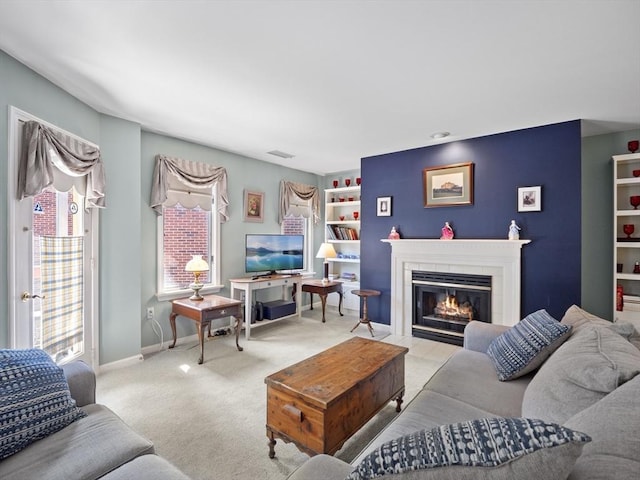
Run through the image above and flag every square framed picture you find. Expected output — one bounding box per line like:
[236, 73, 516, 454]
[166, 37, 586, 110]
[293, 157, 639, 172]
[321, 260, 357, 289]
[244, 190, 264, 222]
[423, 162, 474, 207]
[518, 186, 541, 212]
[377, 196, 392, 216]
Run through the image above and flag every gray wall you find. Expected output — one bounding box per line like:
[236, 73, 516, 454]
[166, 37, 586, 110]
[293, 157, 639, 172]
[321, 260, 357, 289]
[581, 129, 640, 319]
[0, 49, 329, 363]
[140, 132, 324, 348]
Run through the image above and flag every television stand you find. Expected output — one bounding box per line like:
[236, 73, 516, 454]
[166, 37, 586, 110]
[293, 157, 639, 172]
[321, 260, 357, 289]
[229, 274, 302, 340]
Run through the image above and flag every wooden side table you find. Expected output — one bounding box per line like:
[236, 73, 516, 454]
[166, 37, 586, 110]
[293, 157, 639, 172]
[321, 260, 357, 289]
[301, 279, 343, 322]
[350, 289, 381, 337]
[169, 295, 243, 364]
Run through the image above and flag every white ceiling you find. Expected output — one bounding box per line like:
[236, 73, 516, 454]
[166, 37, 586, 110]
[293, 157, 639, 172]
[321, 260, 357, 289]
[1, 1, 639, 175]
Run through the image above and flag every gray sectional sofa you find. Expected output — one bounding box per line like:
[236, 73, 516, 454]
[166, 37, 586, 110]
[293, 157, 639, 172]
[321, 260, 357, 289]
[287, 305, 640, 480]
[0, 359, 190, 480]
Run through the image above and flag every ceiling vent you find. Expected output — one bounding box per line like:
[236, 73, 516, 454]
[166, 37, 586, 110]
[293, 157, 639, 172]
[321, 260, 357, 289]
[267, 150, 295, 159]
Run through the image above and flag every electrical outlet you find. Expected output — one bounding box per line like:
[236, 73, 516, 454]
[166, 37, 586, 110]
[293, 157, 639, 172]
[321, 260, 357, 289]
[146, 307, 154, 320]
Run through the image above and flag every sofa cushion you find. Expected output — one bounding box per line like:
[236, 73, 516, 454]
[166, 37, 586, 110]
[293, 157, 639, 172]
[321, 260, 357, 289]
[564, 375, 640, 480]
[0, 404, 154, 480]
[100, 454, 191, 480]
[487, 309, 571, 381]
[522, 326, 640, 424]
[419, 349, 530, 417]
[346, 417, 590, 480]
[0, 348, 87, 460]
[286, 454, 355, 480]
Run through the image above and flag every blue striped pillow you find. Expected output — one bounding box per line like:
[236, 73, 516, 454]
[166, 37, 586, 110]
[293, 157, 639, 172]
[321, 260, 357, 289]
[346, 417, 590, 479]
[0, 349, 87, 460]
[487, 309, 571, 381]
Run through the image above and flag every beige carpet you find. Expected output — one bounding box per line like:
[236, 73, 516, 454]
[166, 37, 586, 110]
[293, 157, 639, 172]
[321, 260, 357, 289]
[96, 308, 458, 479]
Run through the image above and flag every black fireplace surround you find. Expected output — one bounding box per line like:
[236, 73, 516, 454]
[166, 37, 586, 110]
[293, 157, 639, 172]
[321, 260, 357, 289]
[412, 270, 491, 345]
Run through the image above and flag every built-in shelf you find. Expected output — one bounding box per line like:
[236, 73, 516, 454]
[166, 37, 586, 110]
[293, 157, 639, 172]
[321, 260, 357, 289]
[613, 152, 640, 320]
[324, 183, 361, 309]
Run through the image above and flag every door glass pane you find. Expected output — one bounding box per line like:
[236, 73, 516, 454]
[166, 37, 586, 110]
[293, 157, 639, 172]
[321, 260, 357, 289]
[32, 186, 85, 363]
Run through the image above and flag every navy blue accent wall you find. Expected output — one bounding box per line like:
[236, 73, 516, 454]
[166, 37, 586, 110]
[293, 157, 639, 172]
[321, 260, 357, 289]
[360, 121, 582, 323]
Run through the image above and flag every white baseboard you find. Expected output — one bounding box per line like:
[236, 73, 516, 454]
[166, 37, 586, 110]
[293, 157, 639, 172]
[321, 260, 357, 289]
[140, 333, 201, 356]
[97, 354, 144, 373]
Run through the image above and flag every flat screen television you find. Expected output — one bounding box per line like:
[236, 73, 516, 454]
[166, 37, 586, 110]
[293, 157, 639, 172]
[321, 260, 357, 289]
[245, 234, 304, 276]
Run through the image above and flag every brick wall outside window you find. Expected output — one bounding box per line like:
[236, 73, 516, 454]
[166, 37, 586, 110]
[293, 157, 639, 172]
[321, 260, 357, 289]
[282, 215, 305, 236]
[163, 204, 210, 289]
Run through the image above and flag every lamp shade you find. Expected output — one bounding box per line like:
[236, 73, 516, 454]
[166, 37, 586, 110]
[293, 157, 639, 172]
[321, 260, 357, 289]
[316, 243, 337, 259]
[185, 255, 209, 272]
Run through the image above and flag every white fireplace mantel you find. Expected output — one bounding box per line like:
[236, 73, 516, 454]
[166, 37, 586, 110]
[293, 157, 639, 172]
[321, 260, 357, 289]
[381, 239, 531, 336]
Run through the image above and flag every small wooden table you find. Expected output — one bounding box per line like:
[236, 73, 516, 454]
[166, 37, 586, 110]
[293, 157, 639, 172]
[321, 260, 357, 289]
[265, 337, 408, 458]
[301, 279, 343, 322]
[351, 289, 381, 337]
[169, 295, 243, 364]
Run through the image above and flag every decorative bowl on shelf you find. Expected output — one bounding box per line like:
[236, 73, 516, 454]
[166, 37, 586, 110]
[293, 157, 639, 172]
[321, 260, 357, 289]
[629, 140, 639, 153]
[631, 196, 640, 209]
[623, 224, 635, 238]
[633, 169, 640, 177]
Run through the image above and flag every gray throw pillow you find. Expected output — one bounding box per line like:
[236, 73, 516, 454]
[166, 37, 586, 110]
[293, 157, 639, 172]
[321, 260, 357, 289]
[564, 375, 640, 480]
[345, 417, 590, 480]
[522, 326, 640, 424]
[487, 309, 571, 381]
[561, 304, 640, 350]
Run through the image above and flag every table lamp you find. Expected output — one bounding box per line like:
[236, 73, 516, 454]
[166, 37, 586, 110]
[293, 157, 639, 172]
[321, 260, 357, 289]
[316, 243, 337, 283]
[185, 254, 209, 301]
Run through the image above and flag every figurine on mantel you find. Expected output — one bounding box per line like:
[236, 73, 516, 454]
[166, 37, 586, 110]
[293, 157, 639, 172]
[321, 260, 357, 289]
[388, 226, 400, 239]
[440, 222, 454, 240]
[508, 220, 521, 240]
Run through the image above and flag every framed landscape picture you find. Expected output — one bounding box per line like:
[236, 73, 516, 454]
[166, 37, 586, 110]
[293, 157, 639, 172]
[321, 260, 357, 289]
[244, 190, 264, 222]
[423, 162, 474, 207]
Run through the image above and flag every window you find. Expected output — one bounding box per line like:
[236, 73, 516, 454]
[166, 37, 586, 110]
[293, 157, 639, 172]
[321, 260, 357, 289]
[281, 196, 314, 273]
[157, 185, 221, 300]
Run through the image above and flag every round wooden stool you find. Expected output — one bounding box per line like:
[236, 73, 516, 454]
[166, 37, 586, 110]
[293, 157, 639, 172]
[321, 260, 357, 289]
[350, 289, 381, 337]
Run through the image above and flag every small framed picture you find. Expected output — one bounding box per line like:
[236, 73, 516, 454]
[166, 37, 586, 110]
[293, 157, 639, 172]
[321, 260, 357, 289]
[377, 196, 392, 216]
[518, 186, 542, 212]
[244, 190, 264, 222]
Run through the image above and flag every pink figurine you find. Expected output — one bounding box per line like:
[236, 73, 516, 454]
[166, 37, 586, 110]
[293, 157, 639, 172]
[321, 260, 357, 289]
[440, 222, 454, 240]
[388, 226, 400, 239]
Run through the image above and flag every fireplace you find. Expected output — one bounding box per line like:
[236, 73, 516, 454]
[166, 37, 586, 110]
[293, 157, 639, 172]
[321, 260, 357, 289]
[412, 271, 491, 345]
[382, 239, 530, 337]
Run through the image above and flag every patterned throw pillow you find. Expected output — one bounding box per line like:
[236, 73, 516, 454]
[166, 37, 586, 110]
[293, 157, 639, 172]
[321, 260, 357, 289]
[346, 418, 591, 480]
[487, 309, 571, 381]
[0, 349, 87, 460]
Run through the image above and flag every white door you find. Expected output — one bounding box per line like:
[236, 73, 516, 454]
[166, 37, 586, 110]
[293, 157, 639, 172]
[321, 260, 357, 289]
[8, 107, 98, 367]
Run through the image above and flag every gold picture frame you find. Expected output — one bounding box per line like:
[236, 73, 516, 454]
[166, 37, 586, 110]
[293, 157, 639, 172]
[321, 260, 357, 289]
[423, 162, 474, 207]
[244, 190, 264, 222]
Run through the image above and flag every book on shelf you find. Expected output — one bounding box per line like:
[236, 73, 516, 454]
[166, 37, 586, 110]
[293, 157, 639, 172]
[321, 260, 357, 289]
[326, 225, 359, 240]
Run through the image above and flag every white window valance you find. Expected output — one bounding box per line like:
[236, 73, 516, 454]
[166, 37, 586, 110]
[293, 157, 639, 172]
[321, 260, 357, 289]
[278, 180, 319, 224]
[17, 120, 106, 208]
[150, 154, 229, 222]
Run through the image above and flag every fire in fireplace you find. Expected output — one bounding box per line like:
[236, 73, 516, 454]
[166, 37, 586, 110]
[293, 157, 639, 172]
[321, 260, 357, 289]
[412, 271, 491, 345]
